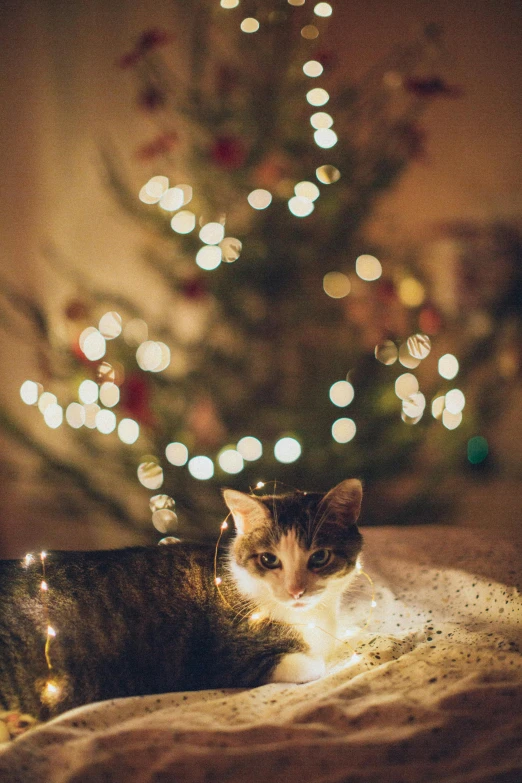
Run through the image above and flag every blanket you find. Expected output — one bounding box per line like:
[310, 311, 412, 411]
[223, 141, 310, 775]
[1, 525, 521, 783]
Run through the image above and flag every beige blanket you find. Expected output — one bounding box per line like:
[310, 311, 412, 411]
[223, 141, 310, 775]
[1, 526, 521, 783]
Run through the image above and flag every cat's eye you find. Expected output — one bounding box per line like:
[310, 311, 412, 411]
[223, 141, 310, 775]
[308, 549, 331, 569]
[259, 552, 281, 570]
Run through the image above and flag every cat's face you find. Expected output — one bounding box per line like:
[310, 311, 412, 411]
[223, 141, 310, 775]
[224, 480, 363, 612]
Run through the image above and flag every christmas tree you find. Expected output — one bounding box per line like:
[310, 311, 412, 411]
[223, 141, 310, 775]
[4, 1, 520, 542]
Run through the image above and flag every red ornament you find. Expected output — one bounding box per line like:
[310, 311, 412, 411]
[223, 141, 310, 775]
[64, 299, 89, 321]
[418, 305, 443, 335]
[180, 277, 208, 300]
[376, 279, 397, 304]
[119, 373, 155, 427]
[211, 136, 246, 169]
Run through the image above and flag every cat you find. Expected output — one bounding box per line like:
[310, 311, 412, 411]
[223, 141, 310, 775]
[0, 478, 363, 721]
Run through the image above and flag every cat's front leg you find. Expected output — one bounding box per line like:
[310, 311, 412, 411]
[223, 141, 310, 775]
[269, 653, 326, 684]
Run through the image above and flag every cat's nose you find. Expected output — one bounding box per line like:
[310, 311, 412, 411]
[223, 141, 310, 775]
[289, 588, 305, 600]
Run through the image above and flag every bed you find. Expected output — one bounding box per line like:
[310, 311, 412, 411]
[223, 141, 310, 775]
[1, 525, 521, 783]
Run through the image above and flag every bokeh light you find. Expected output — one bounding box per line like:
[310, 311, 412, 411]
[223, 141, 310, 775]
[316, 164, 340, 184]
[118, 418, 139, 444]
[240, 17, 259, 33]
[314, 128, 338, 148]
[218, 448, 244, 474]
[294, 181, 320, 201]
[438, 353, 459, 380]
[38, 392, 57, 413]
[375, 340, 398, 365]
[83, 403, 100, 429]
[274, 437, 301, 463]
[306, 88, 330, 106]
[98, 312, 122, 340]
[445, 388, 466, 414]
[331, 418, 356, 443]
[220, 237, 242, 263]
[66, 402, 85, 429]
[171, 210, 196, 234]
[99, 382, 119, 407]
[43, 403, 63, 429]
[159, 187, 184, 212]
[329, 380, 354, 407]
[301, 25, 319, 39]
[20, 380, 41, 405]
[355, 254, 382, 281]
[431, 396, 445, 420]
[78, 379, 99, 405]
[395, 373, 419, 400]
[247, 189, 273, 210]
[406, 333, 431, 360]
[95, 409, 116, 434]
[152, 509, 178, 534]
[314, 2, 333, 16]
[398, 342, 421, 369]
[199, 222, 225, 245]
[165, 442, 189, 466]
[310, 112, 333, 129]
[442, 409, 462, 430]
[288, 196, 314, 217]
[323, 271, 350, 298]
[136, 341, 162, 371]
[303, 60, 323, 77]
[196, 245, 222, 270]
[398, 277, 425, 307]
[467, 436, 489, 464]
[237, 436, 263, 461]
[188, 456, 214, 480]
[138, 461, 164, 489]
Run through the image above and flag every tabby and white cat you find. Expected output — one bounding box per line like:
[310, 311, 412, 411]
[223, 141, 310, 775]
[0, 479, 363, 720]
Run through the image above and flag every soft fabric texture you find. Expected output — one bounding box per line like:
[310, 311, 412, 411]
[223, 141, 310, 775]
[1, 525, 520, 783]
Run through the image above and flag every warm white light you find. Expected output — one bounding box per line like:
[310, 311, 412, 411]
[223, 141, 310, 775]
[431, 396, 445, 420]
[394, 373, 419, 400]
[99, 382, 119, 407]
[294, 181, 320, 201]
[24, 553, 35, 566]
[274, 437, 301, 463]
[137, 462, 164, 490]
[83, 403, 100, 429]
[240, 17, 259, 33]
[177, 184, 193, 205]
[199, 222, 225, 245]
[118, 418, 139, 444]
[247, 189, 273, 210]
[83, 330, 106, 361]
[136, 341, 162, 371]
[323, 271, 351, 298]
[237, 436, 263, 461]
[314, 128, 338, 148]
[331, 417, 356, 443]
[329, 380, 354, 407]
[306, 88, 330, 107]
[150, 342, 171, 373]
[445, 389, 465, 414]
[355, 254, 382, 281]
[314, 2, 333, 16]
[78, 379, 99, 404]
[438, 354, 459, 380]
[398, 277, 425, 307]
[196, 245, 222, 270]
[303, 60, 323, 77]
[288, 196, 314, 217]
[218, 449, 244, 474]
[402, 392, 426, 419]
[165, 442, 189, 466]
[145, 175, 168, 199]
[220, 236, 242, 263]
[40, 581, 48, 591]
[98, 312, 122, 340]
[95, 409, 116, 434]
[44, 403, 63, 429]
[66, 402, 85, 429]
[38, 392, 57, 414]
[442, 409, 462, 430]
[188, 456, 214, 480]
[47, 625, 56, 637]
[316, 164, 340, 184]
[220, 0, 239, 7]
[398, 342, 421, 369]
[171, 210, 196, 234]
[159, 187, 184, 212]
[310, 112, 333, 130]
[20, 380, 40, 405]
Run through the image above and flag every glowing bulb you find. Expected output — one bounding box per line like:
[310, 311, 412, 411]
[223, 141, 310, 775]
[117, 418, 140, 444]
[355, 557, 363, 572]
[41, 581, 48, 591]
[20, 380, 40, 405]
[237, 436, 263, 461]
[438, 354, 459, 380]
[310, 112, 333, 129]
[323, 271, 350, 299]
[274, 437, 301, 463]
[215, 577, 222, 585]
[306, 88, 329, 107]
[294, 181, 320, 201]
[303, 60, 323, 77]
[240, 17, 259, 33]
[47, 626, 56, 637]
[256, 481, 265, 489]
[247, 189, 272, 210]
[221, 0, 239, 7]
[145, 176, 168, 199]
[398, 277, 425, 307]
[188, 456, 214, 480]
[159, 187, 184, 212]
[45, 682, 59, 695]
[78, 379, 99, 404]
[314, 2, 333, 16]
[171, 210, 196, 234]
[136, 341, 162, 371]
[355, 254, 382, 281]
[307, 622, 316, 629]
[24, 553, 35, 566]
[66, 402, 85, 429]
[196, 245, 222, 270]
[166, 442, 189, 466]
[137, 462, 164, 490]
[288, 196, 314, 217]
[40, 551, 47, 560]
[38, 392, 57, 413]
[218, 448, 244, 474]
[316, 164, 340, 184]
[250, 612, 262, 621]
[95, 409, 116, 434]
[329, 380, 354, 407]
[445, 389, 466, 414]
[394, 373, 419, 400]
[199, 222, 225, 245]
[314, 128, 338, 148]
[350, 653, 361, 664]
[331, 418, 356, 443]
[44, 403, 63, 429]
[371, 600, 377, 608]
[98, 312, 122, 340]
[99, 382, 119, 407]
[221, 521, 228, 530]
[442, 409, 462, 430]
[82, 330, 106, 361]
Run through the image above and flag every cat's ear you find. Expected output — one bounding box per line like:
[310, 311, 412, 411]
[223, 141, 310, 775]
[222, 489, 271, 535]
[321, 479, 362, 526]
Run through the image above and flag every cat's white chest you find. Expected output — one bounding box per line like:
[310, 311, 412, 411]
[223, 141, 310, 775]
[284, 604, 339, 659]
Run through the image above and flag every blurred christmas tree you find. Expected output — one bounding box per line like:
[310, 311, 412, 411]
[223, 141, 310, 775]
[3, 1, 520, 541]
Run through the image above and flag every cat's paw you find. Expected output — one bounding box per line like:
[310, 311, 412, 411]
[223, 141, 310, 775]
[270, 653, 326, 684]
